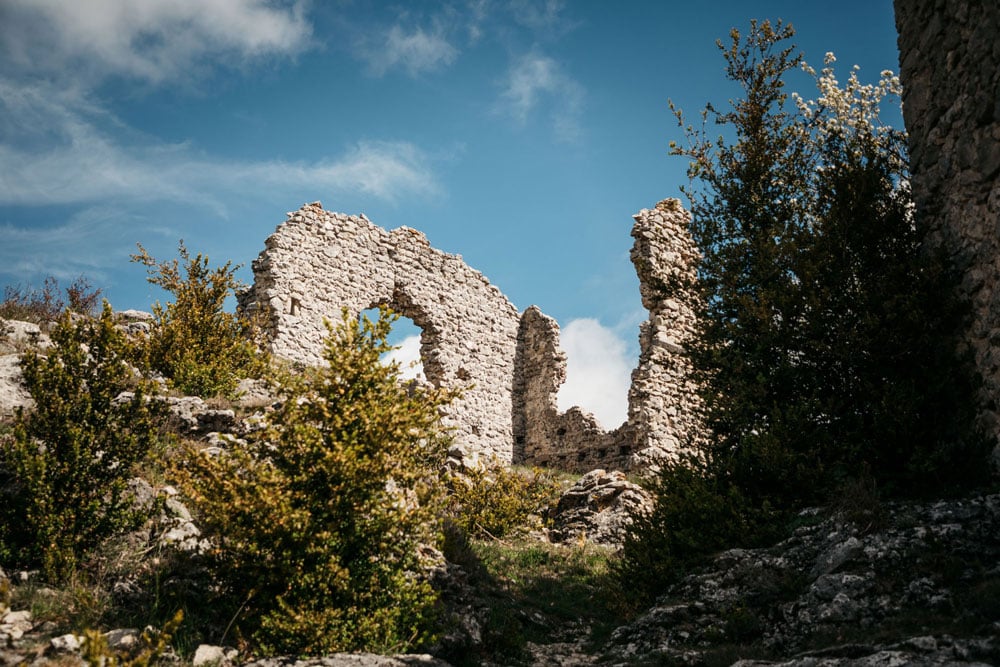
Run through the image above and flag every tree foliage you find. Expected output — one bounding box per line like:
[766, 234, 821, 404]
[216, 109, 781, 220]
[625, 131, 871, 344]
[175, 307, 456, 654]
[132, 241, 267, 398]
[674, 21, 987, 506]
[0, 304, 161, 583]
[620, 21, 989, 596]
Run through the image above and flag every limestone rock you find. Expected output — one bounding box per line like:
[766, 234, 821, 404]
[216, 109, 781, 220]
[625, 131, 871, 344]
[193, 644, 238, 667]
[0, 354, 31, 416]
[547, 469, 652, 548]
[242, 655, 452, 667]
[604, 493, 1000, 665]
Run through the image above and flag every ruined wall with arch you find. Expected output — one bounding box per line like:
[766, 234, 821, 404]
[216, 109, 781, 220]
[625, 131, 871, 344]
[243, 202, 522, 461]
[244, 199, 702, 470]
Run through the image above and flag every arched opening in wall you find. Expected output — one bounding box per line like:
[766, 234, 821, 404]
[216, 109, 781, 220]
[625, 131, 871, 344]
[360, 306, 426, 383]
[555, 317, 637, 430]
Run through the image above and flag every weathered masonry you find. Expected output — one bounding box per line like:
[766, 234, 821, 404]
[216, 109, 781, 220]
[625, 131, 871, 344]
[894, 0, 1000, 441]
[244, 199, 702, 471]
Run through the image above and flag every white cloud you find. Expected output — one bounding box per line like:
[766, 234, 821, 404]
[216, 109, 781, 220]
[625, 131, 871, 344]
[508, 0, 567, 32]
[358, 24, 458, 77]
[0, 0, 312, 84]
[557, 318, 632, 428]
[500, 52, 584, 142]
[0, 81, 441, 208]
[384, 335, 425, 381]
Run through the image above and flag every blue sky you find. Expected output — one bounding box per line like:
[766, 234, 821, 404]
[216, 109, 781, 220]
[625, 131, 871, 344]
[0, 0, 902, 426]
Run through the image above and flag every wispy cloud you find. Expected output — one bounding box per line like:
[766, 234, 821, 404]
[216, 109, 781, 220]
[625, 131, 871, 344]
[507, 0, 570, 32]
[359, 24, 458, 77]
[557, 318, 632, 428]
[0, 81, 440, 209]
[0, 0, 312, 84]
[383, 335, 425, 381]
[500, 51, 584, 142]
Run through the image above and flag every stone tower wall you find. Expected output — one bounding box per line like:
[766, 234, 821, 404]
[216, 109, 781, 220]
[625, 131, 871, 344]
[894, 0, 1000, 437]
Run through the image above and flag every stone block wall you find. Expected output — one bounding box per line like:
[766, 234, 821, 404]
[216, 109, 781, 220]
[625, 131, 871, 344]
[626, 199, 704, 467]
[512, 306, 628, 471]
[894, 0, 1000, 437]
[243, 202, 522, 462]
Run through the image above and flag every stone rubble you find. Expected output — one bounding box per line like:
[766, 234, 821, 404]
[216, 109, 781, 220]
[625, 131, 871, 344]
[546, 469, 652, 549]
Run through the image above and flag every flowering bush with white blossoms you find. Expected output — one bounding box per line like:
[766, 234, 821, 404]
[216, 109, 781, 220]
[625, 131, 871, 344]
[793, 51, 908, 175]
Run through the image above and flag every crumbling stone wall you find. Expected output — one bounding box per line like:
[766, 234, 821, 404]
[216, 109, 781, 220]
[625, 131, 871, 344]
[509, 199, 703, 472]
[247, 199, 703, 471]
[894, 0, 1000, 436]
[626, 199, 704, 467]
[244, 202, 522, 462]
[512, 306, 627, 471]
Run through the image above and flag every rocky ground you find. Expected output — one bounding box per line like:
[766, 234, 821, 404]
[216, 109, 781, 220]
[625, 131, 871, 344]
[2, 315, 999, 666]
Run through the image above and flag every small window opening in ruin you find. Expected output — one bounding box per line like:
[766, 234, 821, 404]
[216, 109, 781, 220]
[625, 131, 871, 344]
[556, 427, 567, 438]
[362, 307, 425, 383]
[289, 297, 301, 316]
[555, 317, 638, 430]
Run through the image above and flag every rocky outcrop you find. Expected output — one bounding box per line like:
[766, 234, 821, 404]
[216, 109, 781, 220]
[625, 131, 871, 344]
[604, 493, 1000, 665]
[547, 469, 652, 548]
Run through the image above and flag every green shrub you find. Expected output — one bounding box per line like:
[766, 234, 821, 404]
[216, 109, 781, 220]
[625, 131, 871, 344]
[0, 303, 162, 583]
[175, 307, 455, 654]
[0, 275, 102, 324]
[671, 21, 987, 507]
[616, 454, 779, 604]
[446, 463, 560, 539]
[131, 242, 267, 398]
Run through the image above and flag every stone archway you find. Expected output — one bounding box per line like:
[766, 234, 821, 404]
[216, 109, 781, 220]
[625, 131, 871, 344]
[244, 202, 522, 462]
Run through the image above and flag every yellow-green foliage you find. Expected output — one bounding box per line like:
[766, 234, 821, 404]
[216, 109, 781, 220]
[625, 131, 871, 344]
[0, 304, 162, 583]
[82, 610, 183, 667]
[132, 241, 267, 398]
[175, 307, 456, 655]
[447, 463, 560, 539]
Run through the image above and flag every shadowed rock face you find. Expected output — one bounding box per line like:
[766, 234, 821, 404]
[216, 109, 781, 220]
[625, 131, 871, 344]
[895, 0, 1000, 444]
[243, 200, 705, 470]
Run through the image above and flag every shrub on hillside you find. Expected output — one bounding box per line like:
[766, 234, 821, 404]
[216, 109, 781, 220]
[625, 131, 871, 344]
[0, 275, 102, 324]
[616, 454, 779, 601]
[131, 242, 267, 398]
[175, 307, 456, 654]
[0, 303, 161, 583]
[446, 463, 560, 539]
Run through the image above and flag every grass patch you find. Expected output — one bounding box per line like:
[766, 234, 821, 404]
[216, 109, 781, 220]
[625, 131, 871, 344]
[450, 537, 627, 665]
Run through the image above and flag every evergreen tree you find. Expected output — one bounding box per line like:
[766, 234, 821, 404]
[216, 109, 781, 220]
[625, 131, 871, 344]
[673, 22, 987, 506]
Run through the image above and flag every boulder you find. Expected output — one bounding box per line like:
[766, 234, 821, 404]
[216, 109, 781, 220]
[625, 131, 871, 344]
[547, 469, 652, 548]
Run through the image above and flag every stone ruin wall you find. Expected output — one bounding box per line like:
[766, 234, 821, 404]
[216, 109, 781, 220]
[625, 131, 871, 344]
[626, 199, 704, 468]
[510, 200, 703, 471]
[894, 0, 1000, 440]
[246, 199, 702, 472]
[244, 202, 522, 462]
